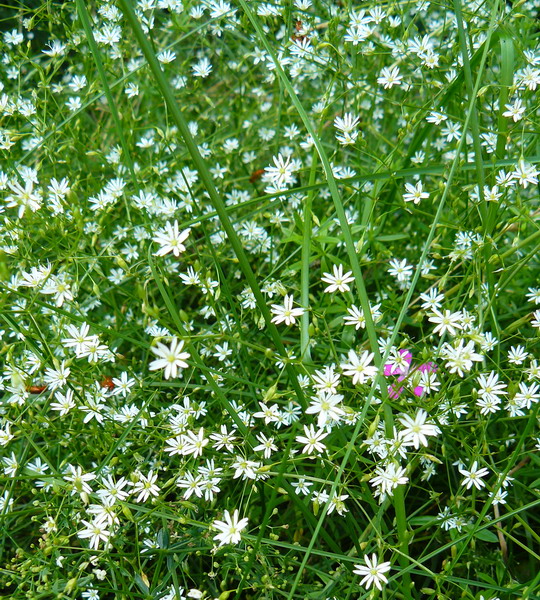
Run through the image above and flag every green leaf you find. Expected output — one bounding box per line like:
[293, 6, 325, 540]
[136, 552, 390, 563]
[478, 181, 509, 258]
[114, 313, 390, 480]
[473, 528, 499, 543]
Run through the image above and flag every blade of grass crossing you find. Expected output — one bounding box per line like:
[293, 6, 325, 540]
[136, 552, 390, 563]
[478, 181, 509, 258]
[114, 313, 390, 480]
[492, 35, 514, 230]
[453, 0, 487, 220]
[75, 0, 134, 223]
[300, 148, 318, 363]
[236, 0, 383, 369]
[112, 11, 321, 591]
[147, 252, 348, 554]
[495, 36, 514, 160]
[116, 0, 306, 414]
[454, 0, 504, 360]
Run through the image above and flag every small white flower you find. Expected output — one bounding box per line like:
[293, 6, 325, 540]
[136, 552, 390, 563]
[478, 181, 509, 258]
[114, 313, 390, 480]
[77, 519, 111, 550]
[377, 65, 402, 88]
[270, 294, 304, 326]
[192, 57, 212, 78]
[320, 264, 354, 293]
[295, 424, 328, 455]
[428, 308, 463, 337]
[341, 350, 377, 385]
[459, 461, 489, 490]
[398, 409, 440, 449]
[353, 553, 392, 591]
[149, 338, 190, 379]
[153, 221, 191, 257]
[503, 98, 525, 122]
[403, 181, 429, 205]
[212, 509, 248, 546]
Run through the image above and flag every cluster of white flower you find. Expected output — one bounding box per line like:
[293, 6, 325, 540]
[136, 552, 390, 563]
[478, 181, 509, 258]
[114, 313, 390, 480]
[1, 0, 539, 598]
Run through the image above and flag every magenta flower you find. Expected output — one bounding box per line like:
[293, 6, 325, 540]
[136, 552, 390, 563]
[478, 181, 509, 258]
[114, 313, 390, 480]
[384, 349, 436, 399]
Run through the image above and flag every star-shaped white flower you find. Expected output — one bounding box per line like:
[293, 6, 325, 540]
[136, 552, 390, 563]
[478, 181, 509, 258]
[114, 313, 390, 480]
[353, 553, 392, 591]
[321, 264, 355, 293]
[149, 337, 190, 379]
[212, 509, 249, 546]
[153, 221, 191, 257]
[270, 294, 305, 326]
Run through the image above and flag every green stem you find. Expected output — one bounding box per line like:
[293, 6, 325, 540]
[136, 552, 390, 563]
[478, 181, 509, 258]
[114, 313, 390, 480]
[300, 149, 318, 363]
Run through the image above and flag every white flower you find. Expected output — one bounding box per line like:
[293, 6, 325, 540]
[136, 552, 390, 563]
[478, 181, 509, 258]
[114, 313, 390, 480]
[398, 409, 440, 449]
[153, 221, 191, 257]
[428, 309, 463, 336]
[334, 113, 360, 145]
[320, 264, 354, 293]
[340, 350, 377, 385]
[295, 424, 329, 455]
[43, 361, 70, 390]
[253, 433, 278, 458]
[312, 365, 340, 394]
[149, 338, 190, 379]
[502, 98, 525, 122]
[43, 40, 66, 57]
[370, 463, 408, 496]
[5, 179, 42, 218]
[231, 457, 260, 480]
[441, 339, 484, 377]
[41, 275, 74, 307]
[212, 509, 248, 546]
[50, 389, 76, 416]
[507, 345, 528, 365]
[476, 371, 507, 403]
[128, 470, 161, 502]
[97, 475, 130, 504]
[64, 465, 96, 496]
[459, 461, 489, 490]
[476, 395, 501, 415]
[177, 472, 204, 499]
[270, 294, 304, 326]
[343, 303, 382, 329]
[112, 372, 136, 397]
[388, 258, 413, 282]
[253, 401, 280, 424]
[420, 287, 444, 311]
[483, 185, 502, 202]
[291, 477, 313, 495]
[326, 492, 349, 515]
[158, 49, 176, 64]
[353, 553, 392, 591]
[512, 160, 538, 188]
[192, 57, 212, 78]
[491, 489, 508, 505]
[305, 392, 345, 427]
[377, 65, 402, 88]
[182, 428, 209, 458]
[514, 381, 540, 409]
[264, 153, 297, 188]
[334, 112, 360, 133]
[403, 181, 429, 205]
[78, 519, 111, 550]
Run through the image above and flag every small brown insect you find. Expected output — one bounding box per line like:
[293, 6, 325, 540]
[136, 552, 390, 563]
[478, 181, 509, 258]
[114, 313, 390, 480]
[101, 376, 115, 390]
[292, 20, 307, 42]
[27, 385, 47, 394]
[249, 169, 265, 183]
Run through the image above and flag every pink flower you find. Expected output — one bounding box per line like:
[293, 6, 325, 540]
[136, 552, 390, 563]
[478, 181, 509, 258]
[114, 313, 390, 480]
[384, 349, 436, 399]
